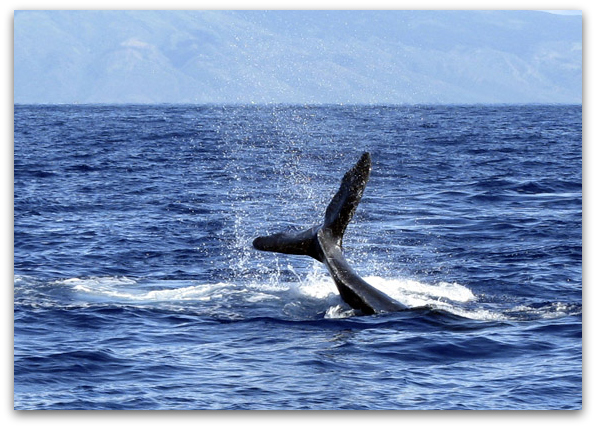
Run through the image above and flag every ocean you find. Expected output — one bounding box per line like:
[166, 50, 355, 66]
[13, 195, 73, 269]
[14, 104, 582, 410]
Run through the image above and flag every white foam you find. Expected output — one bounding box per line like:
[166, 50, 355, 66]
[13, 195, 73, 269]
[365, 276, 475, 305]
[142, 283, 238, 301]
[505, 302, 582, 319]
[363, 276, 513, 321]
[273, 268, 501, 320]
[62, 276, 240, 302]
[286, 263, 338, 299]
[59, 276, 137, 287]
[295, 276, 337, 300]
[56, 273, 570, 322]
[324, 304, 357, 319]
[57, 276, 141, 300]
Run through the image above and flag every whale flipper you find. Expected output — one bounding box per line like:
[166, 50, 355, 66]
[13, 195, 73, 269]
[253, 152, 407, 315]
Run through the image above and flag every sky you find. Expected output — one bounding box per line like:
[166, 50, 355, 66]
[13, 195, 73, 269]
[541, 10, 582, 14]
[13, 9, 582, 104]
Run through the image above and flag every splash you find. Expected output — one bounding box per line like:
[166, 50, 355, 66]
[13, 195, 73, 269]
[504, 302, 582, 320]
[366, 276, 475, 305]
[50, 274, 485, 320]
[17, 273, 577, 322]
[60, 276, 255, 303]
[363, 276, 510, 321]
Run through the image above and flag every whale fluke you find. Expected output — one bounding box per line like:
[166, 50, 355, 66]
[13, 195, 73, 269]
[323, 151, 371, 244]
[253, 152, 371, 261]
[253, 152, 406, 315]
[252, 225, 323, 262]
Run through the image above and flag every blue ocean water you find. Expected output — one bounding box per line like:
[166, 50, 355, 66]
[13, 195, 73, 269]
[14, 104, 582, 410]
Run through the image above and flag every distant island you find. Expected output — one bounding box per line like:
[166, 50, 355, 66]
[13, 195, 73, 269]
[14, 10, 582, 104]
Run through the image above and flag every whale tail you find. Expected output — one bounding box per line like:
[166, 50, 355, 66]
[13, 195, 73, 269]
[252, 152, 372, 260]
[253, 152, 406, 314]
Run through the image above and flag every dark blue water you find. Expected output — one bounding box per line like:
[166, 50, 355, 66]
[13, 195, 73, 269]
[14, 104, 582, 409]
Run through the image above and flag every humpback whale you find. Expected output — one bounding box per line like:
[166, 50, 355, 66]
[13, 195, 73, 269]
[253, 152, 407, 315]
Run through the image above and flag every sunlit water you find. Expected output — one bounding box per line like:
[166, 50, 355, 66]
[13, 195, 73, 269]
[14, 104, 582, 409]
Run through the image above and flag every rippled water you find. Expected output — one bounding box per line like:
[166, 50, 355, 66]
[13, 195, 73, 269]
[14, 104, 582, 409]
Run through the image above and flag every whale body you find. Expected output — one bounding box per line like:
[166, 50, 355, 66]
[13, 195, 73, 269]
[253, 152, 406, 315]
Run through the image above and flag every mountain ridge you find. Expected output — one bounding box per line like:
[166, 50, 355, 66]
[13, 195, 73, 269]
[14, 10, 582, 104]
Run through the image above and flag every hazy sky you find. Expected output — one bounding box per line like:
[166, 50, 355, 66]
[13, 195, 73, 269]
[13, 9, 582, 104]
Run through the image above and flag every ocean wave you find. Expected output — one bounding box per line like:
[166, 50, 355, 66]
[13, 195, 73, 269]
[16, 273, 579, 323]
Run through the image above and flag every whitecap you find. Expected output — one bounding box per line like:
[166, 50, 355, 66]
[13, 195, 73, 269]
[365, 276, 475, 305]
